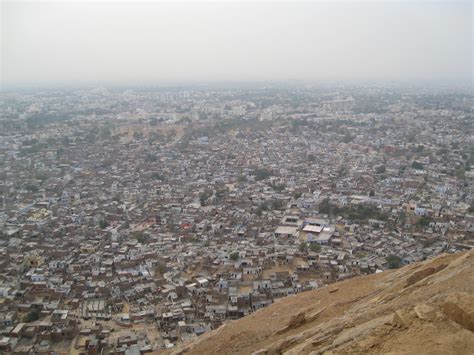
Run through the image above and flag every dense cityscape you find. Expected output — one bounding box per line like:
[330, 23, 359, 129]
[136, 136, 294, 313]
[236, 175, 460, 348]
[0, 84, 472, 353]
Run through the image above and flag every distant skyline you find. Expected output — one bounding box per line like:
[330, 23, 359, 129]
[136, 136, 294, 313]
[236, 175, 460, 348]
[2, 1, 472, 87]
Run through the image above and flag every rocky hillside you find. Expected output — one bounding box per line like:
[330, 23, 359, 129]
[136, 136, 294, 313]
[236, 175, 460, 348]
[173, 250, 474, 354]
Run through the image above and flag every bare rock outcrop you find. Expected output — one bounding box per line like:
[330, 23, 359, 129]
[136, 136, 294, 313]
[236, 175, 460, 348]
[442, 293, 474, 332]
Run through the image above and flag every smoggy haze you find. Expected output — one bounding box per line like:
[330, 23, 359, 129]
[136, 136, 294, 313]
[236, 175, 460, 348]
[1, 1, 473, 86]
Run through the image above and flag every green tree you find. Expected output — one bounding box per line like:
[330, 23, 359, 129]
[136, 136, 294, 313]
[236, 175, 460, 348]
[253, 168, 273, 181]
[416, 216, 432, 228]
[271, 182, 286, 192]
[337, 166, 348, 177]
[23, 307, 41, 323]
[230, 252, 239, 261]
[99, 220, 109, 229]
[468, 203, 474, 213]
[319, 198, 333, 214]
[310, 243, 321, 252]
[24, 183, 39, 192]
[199, 190, 213, 206]
[100, 127, 112, 139]
[271, 200, 284, 210]
[133, 231, 146, 244]
[145, 153, 157, 162]
[341, 132, 354, 143]
[414, 144, 424, 153]
[386, 255, 402, 269]
[299, 242, 308, 253]
[151, 172, 165, 181]
[155, 263, 167, 275]
[399, 212, 407, 226]
[133, 130, 144, 140]
[237, 175, 247, 183]
[375, 165, 386, 174]
[455, 168, 465, 180]
[62, 136, 70, 146]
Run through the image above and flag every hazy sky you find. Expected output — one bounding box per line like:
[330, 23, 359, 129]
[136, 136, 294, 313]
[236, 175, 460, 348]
[1, 0, 472, 86]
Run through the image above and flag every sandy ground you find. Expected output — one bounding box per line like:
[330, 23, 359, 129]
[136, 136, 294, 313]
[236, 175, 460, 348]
[172, 250, 474, 355]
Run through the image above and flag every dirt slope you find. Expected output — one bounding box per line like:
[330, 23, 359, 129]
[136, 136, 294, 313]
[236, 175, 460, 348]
[172, 250, 474, 355]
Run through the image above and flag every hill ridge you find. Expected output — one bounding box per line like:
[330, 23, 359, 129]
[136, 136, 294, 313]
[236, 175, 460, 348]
[172, 250, 474, 354]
